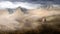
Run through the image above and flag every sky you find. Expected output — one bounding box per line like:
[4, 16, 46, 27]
[0, 0, 60, 9]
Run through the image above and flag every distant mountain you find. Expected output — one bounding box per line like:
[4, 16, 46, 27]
[7, 7, 28, 14]
[16, 7, 27, 13]
[7, 8, 15, 14]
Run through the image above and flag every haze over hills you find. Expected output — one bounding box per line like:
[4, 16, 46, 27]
[0, 0, 60, 34]
[0, 5, 60, 34]
[0, 6, 28, 14]
[1, 4, 59, 15]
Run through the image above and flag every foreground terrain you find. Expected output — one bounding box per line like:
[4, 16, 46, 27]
[0, 7, 60, 34]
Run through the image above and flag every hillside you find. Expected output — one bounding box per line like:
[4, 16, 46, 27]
[0, 7, 60, 34]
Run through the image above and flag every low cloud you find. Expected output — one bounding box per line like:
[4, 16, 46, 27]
[0, 0, 60, 9]
[0, 1, 40, 9]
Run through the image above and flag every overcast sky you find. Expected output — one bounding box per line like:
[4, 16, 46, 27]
[0, 0, 60, 9]
[0, 0, 60, 3]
